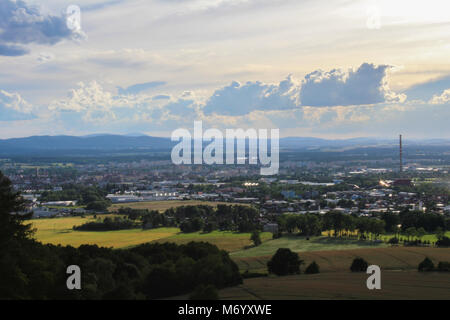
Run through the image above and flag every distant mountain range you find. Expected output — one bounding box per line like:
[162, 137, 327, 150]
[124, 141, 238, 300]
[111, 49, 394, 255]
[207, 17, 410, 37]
[0, 135, 170, 153]
[0, 134, 449, 155]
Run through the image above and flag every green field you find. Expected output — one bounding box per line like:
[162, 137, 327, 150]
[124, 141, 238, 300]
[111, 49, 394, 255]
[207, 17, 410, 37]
[152, 230, 272, 253]
[379, 232, 450, 243]
[109, 200, 249, 213]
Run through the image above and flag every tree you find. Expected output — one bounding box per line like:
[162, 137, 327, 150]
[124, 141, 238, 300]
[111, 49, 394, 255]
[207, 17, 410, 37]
[437, 261, 450, 272]
[86, 200, 110, 212]
[418, 257, 434, 272]
[404, 227, 417, 242]
[435, 227, 445, 240]
[0, 171, 33, 247]
[381, 212, 400, 233]
[267, 248, 303, 276]
[250, 231, 262, 246]
[350, 257, 368, 272]
[305, 261, 320, 274]
[436, 236, 450, 247]
[0, 171, 35, 298]
[416, 227, 426, 241]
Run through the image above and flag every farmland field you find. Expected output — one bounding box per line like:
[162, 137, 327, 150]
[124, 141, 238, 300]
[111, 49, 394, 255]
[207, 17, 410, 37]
[216, 271, 450, 300]
[27, 216, 179, 248]
[169, 246, 450, 300]
[233, 246, 450, 273]
[109, 200, 249, 212]
[27, 215, 270, 251]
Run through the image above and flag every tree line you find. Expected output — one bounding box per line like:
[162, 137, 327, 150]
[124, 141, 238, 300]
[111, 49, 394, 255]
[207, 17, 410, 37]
[118, 204, 261, 233]
[278, 210, 450, 241]
[39, 184, 111, 211]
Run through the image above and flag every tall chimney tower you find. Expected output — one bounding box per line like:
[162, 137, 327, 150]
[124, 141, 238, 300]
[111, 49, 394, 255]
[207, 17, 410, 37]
[399, 134, 403, 173]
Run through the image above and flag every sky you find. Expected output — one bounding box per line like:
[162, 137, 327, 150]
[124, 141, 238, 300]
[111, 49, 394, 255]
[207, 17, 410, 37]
[0, 0, 450, 139]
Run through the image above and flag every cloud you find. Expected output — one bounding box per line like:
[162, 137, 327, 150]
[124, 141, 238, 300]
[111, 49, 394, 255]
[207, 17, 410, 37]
[429, 89, 450, 105]
[405, 76, 450, 101]
[48, 81, 196, 130]
[201, 63, 405, 116]
[0, 43, 29, 56]
[6, 62, 449, 138]
[117, 81, 166, 95]
[0, 89, 36, 121]
[0, 0, 84, 56]
[80, 0, 125, 12]
[202, 75, 300, 116]
[153, 95, 171, 100]
[300, 63, 406, 107]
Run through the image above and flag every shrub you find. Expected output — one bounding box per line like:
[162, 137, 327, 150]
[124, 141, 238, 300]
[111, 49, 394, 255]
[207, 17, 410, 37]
[267, 248, 302, 276]
[418, 257, 434, 272]
[388, 237, 399, 244]
[272, 232, 282, 239]
[437, 261, 450, 272]
[350, 257, 368, 272]
[436, 236, 450, 247]
[251, 231, 262, 246]
[305, 261, 320, 274]
[189, 284, 219, 300]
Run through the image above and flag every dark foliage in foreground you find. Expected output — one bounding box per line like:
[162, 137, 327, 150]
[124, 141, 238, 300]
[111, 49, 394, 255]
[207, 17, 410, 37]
[0, 171, 242, 300]
[189, 284, 219, 300]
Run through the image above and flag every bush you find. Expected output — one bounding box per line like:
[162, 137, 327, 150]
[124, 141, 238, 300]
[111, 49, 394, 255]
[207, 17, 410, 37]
[436, 236, 450, 247]
[267, 248, 302, 276]
[305, 261, 320, 274]
[272, 232, 282, 239]
[388, 237, 399, 244]
[437, 261, 450, 272]
[251, 231, 262, 246]
[86, 200, 110, 212]
[189, 284, 219, 300]
[418, 257, 434, 272]
[350, 257, 368, 272]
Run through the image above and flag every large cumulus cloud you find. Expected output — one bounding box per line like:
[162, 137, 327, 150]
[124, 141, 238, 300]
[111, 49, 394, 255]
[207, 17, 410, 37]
[300, 63, 406, 107]
[0, 0, 84, 56]
[202, 63, 405, 116]
[202, 75, 300, 116]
